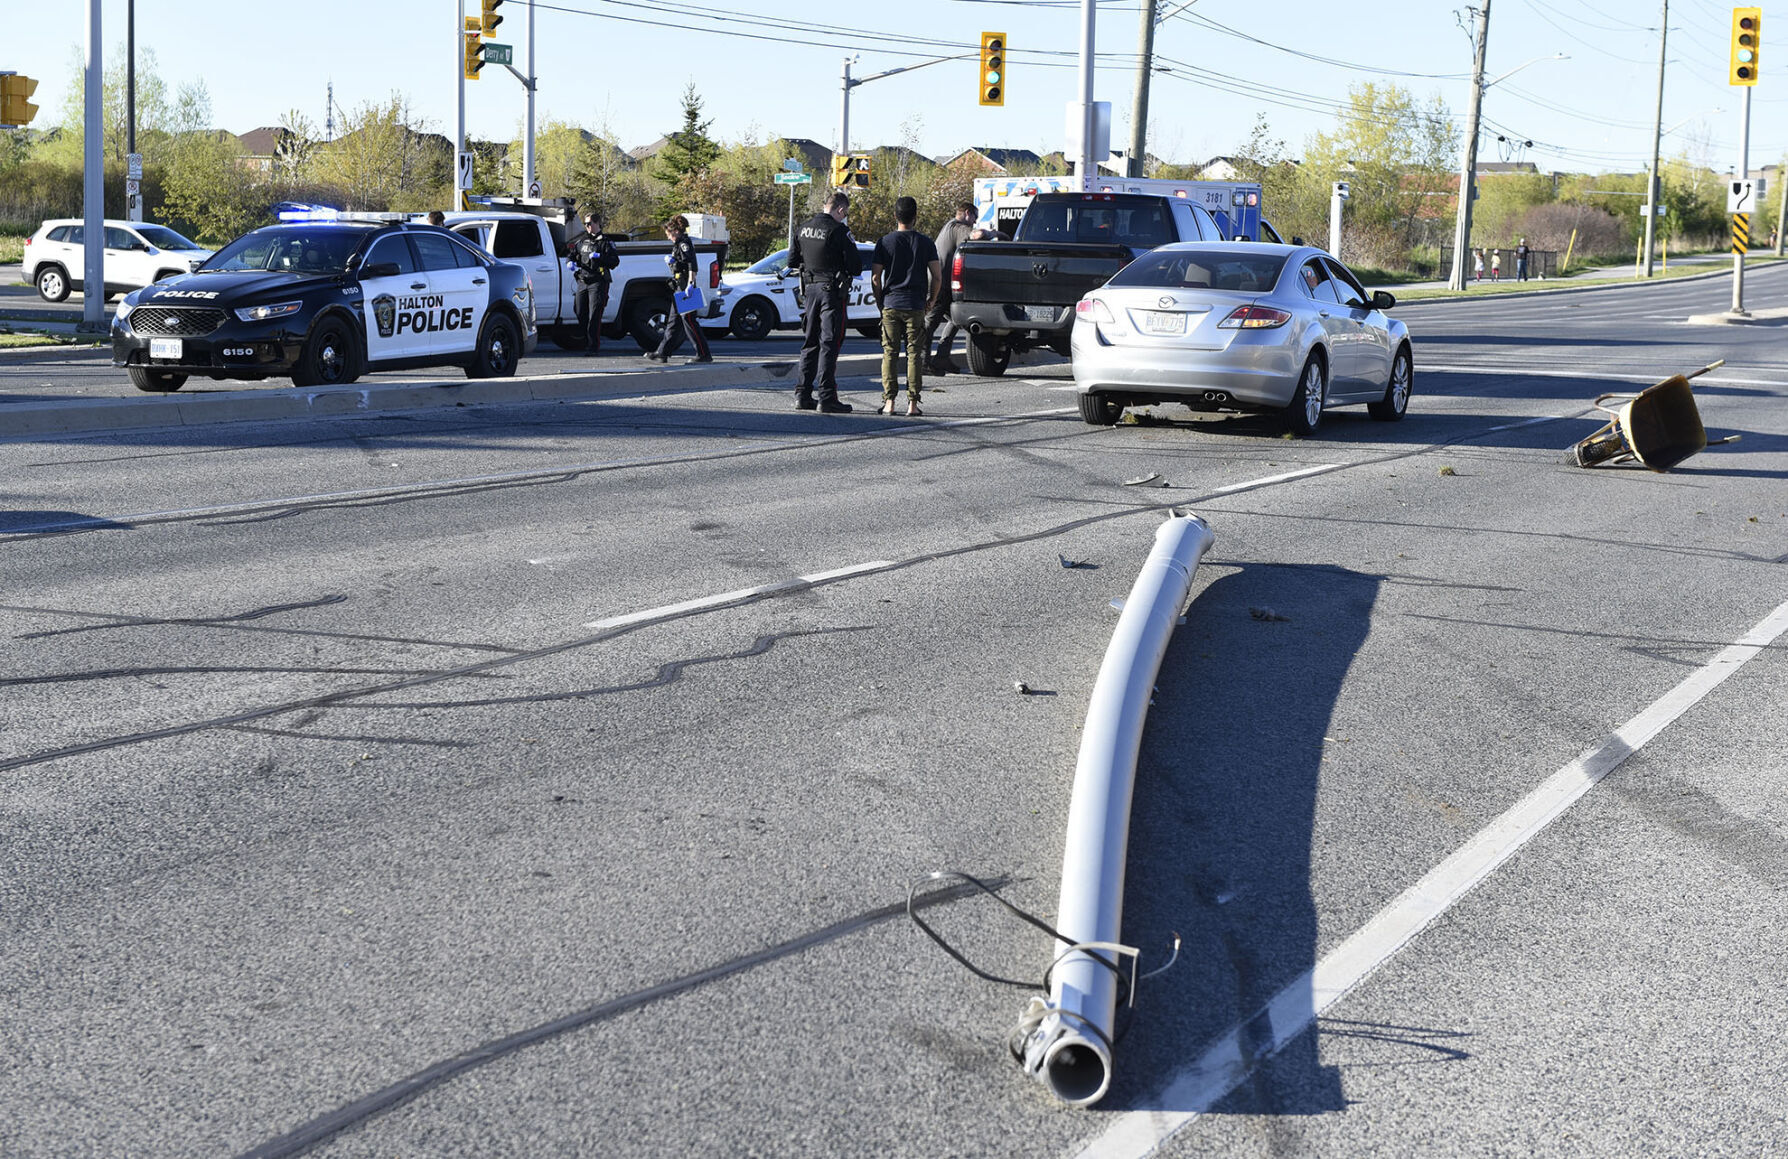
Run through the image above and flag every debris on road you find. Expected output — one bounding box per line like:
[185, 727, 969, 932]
[1438, 465, 1457, 477]
[1569, 361, 1742, 472]
[1122, 472, 1165, 487]
[1249, 606, 1290, 622]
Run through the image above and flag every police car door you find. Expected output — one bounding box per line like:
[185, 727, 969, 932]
[358, 234, 429, 362]
[409, 232, 486, 356]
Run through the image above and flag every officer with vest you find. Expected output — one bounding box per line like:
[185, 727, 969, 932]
[570, 209, 621, 354]
[785, 190, 863, 413]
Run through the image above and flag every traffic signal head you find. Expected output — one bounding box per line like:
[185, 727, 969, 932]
[1731, 7, 1762, 85]
[849, 154, 870, 189]
[0, 73, 39, 127]
[980, 31, 1006, 106]
[482, 0, 506, 36]
[464, 33, 485, 80]
[830, 155, 850, 188]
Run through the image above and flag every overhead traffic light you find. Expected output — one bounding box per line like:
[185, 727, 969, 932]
[1731, 7, 1762, 85]
[979, 32, 1006, 106]
[464, 33, 485, 80]
[481, 0, 506, 37]
[830, 153, 870, 189]
[0, 73, 39, 127]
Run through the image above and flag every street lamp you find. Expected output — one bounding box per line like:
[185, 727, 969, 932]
[1447, 33, 1568, 291]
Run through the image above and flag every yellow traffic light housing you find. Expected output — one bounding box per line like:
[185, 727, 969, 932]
[464, 33, 485, 80]
[830, 155, 851, 188]
[830, 154, 870, 189]
[481, 0, 506, 37]
[1731, 7, 1762, 85]
[0, 73, 39, 127]
[979, 32, 1006, 106]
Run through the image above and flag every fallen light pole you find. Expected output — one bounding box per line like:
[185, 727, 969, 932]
[1020, 512, 1215, 1106]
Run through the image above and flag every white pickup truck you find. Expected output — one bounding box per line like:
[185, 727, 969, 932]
[441, 198, 727, 352]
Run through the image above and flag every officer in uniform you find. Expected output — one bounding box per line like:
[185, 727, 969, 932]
[785, 190, 863, 413]
[570, 210, 620, 354]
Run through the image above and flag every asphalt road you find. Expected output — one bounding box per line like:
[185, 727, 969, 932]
[2, 268, 1785, 1157]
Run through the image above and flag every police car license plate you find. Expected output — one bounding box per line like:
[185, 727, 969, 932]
[1024, 305, 1057, 323]
[1140, 311, 1186, 335]
[149, 338, 183, 360]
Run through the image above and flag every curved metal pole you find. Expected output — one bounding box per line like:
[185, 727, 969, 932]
[1021, 513, 1215, 1106]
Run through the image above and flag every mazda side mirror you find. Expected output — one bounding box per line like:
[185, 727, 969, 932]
[1372, 290, 1396, 310]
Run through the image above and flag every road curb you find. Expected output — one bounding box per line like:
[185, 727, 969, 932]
[1381, 262, 1756, 305]
[0, 354, 881, 441]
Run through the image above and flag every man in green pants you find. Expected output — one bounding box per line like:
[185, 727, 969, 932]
[870, 196, 941, 416]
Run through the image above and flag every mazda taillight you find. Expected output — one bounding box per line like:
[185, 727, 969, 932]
[1075, 297, 1115, 323]
[1216, 305, 1291, 329]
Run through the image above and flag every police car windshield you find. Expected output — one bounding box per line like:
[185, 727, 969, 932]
[746, 249, 790, 275]
[206, 227, 372, 274]
[1108, 248, 1289, 291]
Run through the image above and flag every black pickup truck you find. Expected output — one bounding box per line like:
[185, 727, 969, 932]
[949, 192, 1241, 376]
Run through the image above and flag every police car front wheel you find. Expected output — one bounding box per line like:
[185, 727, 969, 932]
[466, 313, 520, 379]
[292, 318, 360, 388]
[128, 366, 188, 393]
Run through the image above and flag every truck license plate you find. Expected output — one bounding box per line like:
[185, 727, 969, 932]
[149, 338, 183, 360]
[1140, 311, 1186, 335]
[1024, 305, 1057, 323]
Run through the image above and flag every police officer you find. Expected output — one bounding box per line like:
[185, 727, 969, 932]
[570, 210, 620, 354]
[786, 190, 863, 413]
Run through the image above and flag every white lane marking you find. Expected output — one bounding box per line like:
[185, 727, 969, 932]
[1211, 464, 1337, 493]
[0, 408, 1078, 536]
[584, 560, 895, 629]
[1422, 363, 1788, 388]
[1077, 595, 1788, 1158]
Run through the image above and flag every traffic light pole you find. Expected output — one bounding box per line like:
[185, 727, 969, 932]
[835, 52, 975, 182]
[1642, 0, 1666, 278]
[80, 0, 104, 333]
[456, 0, 467, 210]
[1733, 85, 1751, 315]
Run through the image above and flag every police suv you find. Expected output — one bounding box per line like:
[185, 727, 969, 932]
[111, 219, 536, 392]
[706, 244, 882, 341]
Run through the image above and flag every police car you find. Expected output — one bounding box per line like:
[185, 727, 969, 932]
[706, 244, 882, 341]
[111, 219, 536, 392]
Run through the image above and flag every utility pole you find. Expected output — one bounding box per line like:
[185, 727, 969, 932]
[1642, 0, 1666, 277]
[1127, 0, 1155, 178]
[1448, 2, 1491, 291]
[456, 0, 468, 210]
[1076, 0, 1096, 187]
[80, 0, 103, 332]
[126, 0, 141, 222]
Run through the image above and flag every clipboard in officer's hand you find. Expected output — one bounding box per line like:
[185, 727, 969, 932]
[673, 284, 705, 314]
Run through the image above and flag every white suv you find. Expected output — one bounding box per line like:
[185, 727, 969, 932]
[21, 219, 214, 303]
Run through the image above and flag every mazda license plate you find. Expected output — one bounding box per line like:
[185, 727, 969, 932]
[1024, 305, 1057, 323]
[149, 338, 183, 360]
[1140, 310, 1186, 336]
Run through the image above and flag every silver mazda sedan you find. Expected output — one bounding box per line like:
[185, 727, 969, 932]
[1070, 243, 1412, 434]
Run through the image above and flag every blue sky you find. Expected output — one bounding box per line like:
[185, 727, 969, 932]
[13, 0, 1782, 174]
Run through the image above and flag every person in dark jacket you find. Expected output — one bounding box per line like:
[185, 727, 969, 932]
[924, 201, 976, 376]
[648, 214, 712, 364]
[785, 190, 863, 412]
[570, 209, 620, 354]
[871, 196, 940, 415]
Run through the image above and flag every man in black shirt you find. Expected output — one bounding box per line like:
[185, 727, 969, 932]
[786, 190, 863, 413]
[870, 196, 941, 416]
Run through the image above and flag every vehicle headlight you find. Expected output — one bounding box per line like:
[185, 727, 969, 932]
[114, 299, 134, 323]
[234, 301, 303, 323]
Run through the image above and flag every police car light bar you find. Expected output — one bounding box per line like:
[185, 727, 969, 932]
[274, 202, 341, 222]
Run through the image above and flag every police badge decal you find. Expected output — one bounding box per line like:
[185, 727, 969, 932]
[372, 294, 398, 339]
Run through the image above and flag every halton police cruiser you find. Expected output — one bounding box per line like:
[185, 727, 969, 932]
[111, 214, 536, 392]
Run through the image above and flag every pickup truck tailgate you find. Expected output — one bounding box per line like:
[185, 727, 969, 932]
[955, 241, 1134, 306]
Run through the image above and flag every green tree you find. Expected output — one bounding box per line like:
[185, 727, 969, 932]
[155, 81, 261, 243]
[312, 94, 443, 210]
[651, 84, 721, 219]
